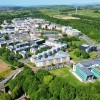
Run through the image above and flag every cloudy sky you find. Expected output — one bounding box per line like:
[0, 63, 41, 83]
[0, 0, 100, 6]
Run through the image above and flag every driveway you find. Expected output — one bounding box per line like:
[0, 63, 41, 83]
[19, 59, 41, 72]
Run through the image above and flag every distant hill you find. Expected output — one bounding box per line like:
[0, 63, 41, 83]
[0, 3, 100, 8]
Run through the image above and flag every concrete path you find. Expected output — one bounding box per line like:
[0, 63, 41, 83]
[0, 68, 23, 84]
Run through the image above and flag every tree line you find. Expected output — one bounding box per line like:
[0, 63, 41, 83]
[0, 47, 24, 70]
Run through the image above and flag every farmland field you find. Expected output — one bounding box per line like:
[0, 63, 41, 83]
[0, 59, 12, 77]
[0, 59, 9, 72]
[68, 9, 100, 18]
[53, 15, 80, 20]
[40, 6, 100, 18]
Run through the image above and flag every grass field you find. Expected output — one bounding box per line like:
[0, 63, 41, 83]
[50, 67, 85, 87]
[0, 69, 12, 77]
[40, 6, 100, 18]
[53, 15, 80, 20]
[72, 40, 87, 47]
[68, 9, 100, 18]
[0, 59, 12, 77]
[89, 52, 98, 58]
[69, 51, 84, 61]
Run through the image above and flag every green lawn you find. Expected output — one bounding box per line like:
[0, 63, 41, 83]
[72, 40, 87, 47]
[89, 52, 98, 58]
[27, 62, 36, 67]
[50, 67, 85, 87]
[69, 51, 85, 61]
[0, 69, 12, 77]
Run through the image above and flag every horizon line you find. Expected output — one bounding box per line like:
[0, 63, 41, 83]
[0, 2, 100, 7]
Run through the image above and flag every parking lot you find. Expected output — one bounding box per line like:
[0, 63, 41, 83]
[44, 62, 71, 70]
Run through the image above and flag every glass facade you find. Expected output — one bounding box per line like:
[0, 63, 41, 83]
[76, 67, 87, 81]
[91, 67, 100, 78]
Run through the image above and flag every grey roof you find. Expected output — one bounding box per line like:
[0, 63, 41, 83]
[6, 46, 14, 49]
[36, 56, 54, 62]
[79, 59, 100, 67]
[19, 50, 27, 54]
[14, 46, 30, 52]
[56, 50, 69, 57]
[79, 67, 93, 76]
[16, 41, 30, 46]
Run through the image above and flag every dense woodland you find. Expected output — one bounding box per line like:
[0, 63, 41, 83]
[0, 67, 100, 100]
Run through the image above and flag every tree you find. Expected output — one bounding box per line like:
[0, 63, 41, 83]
[31, 84, 49, 100]
[63, 34, 68, 38]
[11, 85, 22, 99]
[4, 35, 9, 40]
[36, 69, 50, 82]
[0, 25, 2, 29]
[28, 81, 39, 97]
[23, 75, 36, 93]
[94, 10, 99, 13]
[60, 85, 75, 100]
[43, 75, 53, 85]
[0, 93, 12, 100]
[81, 51, 90, 58]
[74, 49, 81, 57]
[49, 77, 66, 98]
[15, 53, 22, 59]
[16, 62, 24, 68]
[10, 66, 16, 70]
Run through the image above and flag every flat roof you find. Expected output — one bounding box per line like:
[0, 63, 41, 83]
[82, 44, 89, 47]
[79, 59, 100, 67]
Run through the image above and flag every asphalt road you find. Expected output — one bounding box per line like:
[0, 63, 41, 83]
[79, 35, 94, 45]
[19, 59, 41, 72]
[79, 34, 100, 58]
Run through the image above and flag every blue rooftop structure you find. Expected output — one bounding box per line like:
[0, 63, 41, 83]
[75, 66, 94, 81]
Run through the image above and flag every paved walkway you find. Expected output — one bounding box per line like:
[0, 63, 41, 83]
[0, 68, 23, 84]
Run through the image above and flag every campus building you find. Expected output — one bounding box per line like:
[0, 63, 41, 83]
[73, 59, 100, 81]
[19, 51, 28, 58]
[73, 64, 94, 81]
[31, 50, 70, 67]
[79, 44, 97, 53]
